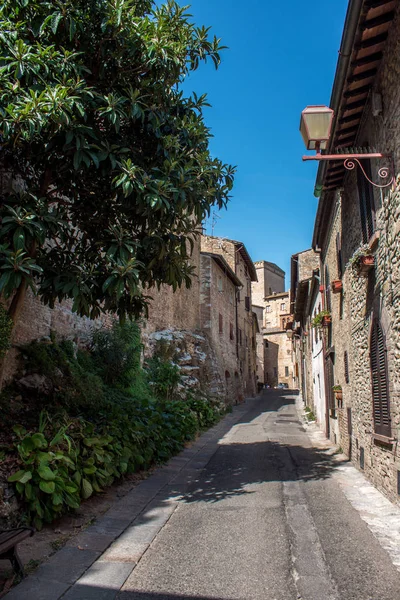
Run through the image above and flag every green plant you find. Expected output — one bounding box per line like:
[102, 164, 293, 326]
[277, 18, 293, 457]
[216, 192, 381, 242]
[146, 356, 181, 401]
[311, 310, 331, 328]
[8, 416, 81, 530]
[304, 408, 316, 422]
[0, 304, 13, 358]
[332, 385, 342, 392]
[347, 244, 373, 269]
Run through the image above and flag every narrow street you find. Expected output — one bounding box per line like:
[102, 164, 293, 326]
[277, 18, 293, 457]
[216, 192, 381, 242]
[8, 392, 400, 600]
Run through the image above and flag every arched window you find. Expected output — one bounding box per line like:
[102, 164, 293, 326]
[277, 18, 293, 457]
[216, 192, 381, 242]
[370, 319, 391, 437]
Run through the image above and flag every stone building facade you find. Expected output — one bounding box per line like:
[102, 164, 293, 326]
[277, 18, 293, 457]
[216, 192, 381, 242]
[252, 261, 285, 305]
[295, 0, 400, 503]
[200, 235, 258, 397]
[263, 292, 293, 388]
[251, 261, 294, 388]
[200, 252, 243, 402]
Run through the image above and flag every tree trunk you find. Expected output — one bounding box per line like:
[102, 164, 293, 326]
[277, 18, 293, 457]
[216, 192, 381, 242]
[0, 281, 28, 390]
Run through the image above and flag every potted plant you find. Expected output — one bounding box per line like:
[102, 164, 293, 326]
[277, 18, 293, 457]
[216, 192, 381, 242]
[331, 279, 343, 293]
[332, 385, 342, 401]
[348, 244, 375, 275]
[311, 310, 331, 328]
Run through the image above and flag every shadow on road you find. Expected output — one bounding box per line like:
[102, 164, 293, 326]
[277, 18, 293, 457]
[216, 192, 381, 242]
[160, 389, 343, 505]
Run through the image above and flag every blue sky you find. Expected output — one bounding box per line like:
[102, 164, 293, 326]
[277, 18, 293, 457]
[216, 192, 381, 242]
[180, 0, 348, 287]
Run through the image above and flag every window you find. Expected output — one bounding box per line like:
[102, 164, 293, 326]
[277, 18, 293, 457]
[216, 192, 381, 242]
[266, 306, 271, 313]
[344, 351, 350, 384]
[285, 366, 289, 377]
[269, 287, 272, 295]
[336, 232, 343, 279]
[245, 296, 250, 311]
[281, 317, 286, 330]
[229, 289, 234, 305]
[230, 322, 234, 341]
[370, 318, 391, 436]
[280, 303, 286, 311]
[357, 159, 375, 243]
[217, 276, 223, 292]
[265, 341, 269, 348]
[219, 313, 223, 334]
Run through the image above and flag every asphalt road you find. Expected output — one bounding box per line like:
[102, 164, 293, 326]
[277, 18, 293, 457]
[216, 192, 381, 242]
[118, 391, 400, 600]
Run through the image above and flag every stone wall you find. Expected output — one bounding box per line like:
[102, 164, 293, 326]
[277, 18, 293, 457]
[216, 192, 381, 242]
[317, 6, 400, 503]
[143, 235, 201, 337]
[2, 291, 112, 384]
[253, 305, 265, 386]
[199, 253, 243, 403]
[200, 235, 257, 398]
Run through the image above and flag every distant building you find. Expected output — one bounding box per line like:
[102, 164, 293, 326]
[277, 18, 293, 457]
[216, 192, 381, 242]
[252, 262, 294, 388]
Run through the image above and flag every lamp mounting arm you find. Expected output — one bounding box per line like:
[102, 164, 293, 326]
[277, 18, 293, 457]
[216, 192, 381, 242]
[302, 152, 395, 190]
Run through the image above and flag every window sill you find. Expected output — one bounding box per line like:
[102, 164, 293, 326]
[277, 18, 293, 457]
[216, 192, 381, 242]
[372, 433, 395, 447]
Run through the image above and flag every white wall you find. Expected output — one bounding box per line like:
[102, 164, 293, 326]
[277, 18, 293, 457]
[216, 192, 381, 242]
[311, 291, 326, 431]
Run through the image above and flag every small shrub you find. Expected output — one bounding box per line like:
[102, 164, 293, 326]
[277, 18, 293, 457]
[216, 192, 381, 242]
[146, 356, 181, 401]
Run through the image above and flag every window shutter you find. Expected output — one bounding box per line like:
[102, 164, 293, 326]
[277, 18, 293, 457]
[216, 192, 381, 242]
[325, 354, 335, 410]
[370, 319, 391, 436]
[344, 351, 350, 384]
[325, 267, 331, 313]
[336, 232, 343, 279]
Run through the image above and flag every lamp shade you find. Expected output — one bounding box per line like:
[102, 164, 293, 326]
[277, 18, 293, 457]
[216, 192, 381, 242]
[300, 105, 334, 150]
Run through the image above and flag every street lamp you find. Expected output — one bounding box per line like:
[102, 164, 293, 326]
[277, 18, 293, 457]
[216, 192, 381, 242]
[300, 105, 394, 189]
[300, 106, 334, 152]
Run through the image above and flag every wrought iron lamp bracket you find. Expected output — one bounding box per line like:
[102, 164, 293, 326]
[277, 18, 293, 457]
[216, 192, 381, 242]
[302, 152, 395, 190]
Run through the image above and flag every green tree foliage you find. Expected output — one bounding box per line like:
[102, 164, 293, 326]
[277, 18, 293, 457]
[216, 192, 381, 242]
[0, 0, 235, 321]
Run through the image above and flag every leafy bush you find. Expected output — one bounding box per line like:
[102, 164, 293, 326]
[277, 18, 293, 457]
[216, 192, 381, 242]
[5, 324, 225, 527]
[146, 356, 181, 400]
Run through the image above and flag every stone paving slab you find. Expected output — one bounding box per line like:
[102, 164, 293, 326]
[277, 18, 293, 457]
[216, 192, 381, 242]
[5, 400, 250, 599]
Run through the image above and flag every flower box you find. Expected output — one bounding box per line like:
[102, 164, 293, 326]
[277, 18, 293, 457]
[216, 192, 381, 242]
[334, 390, 343, 401]
[331, 280, 342, 293]
[321, 315, 331, 327]
[359, 255, 374, 273]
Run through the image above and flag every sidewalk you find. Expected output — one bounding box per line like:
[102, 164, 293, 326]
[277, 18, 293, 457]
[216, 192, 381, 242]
[301, 402, 400, 572]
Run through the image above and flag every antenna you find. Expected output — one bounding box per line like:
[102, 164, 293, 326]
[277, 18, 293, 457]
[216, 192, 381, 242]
[211, 211, 221, 237]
